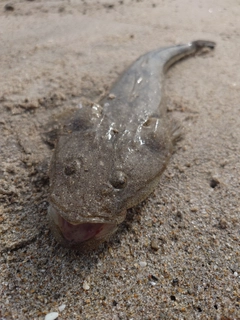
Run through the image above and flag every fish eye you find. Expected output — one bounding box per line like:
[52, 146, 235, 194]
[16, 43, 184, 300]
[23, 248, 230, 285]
[110, 170, 127, 189]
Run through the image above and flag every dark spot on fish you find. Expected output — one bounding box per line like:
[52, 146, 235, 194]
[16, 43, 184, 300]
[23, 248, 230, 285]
[64, 161, 78, 175]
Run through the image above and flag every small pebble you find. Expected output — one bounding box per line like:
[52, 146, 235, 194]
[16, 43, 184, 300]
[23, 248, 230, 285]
[83, 280, 90, 290]
[233, 272, 238, 277]
[45, 312, 59, 320]
[58, 304, 66, 312]
[151, 239, 159, 251]
[218, 219, 227, 229]
[151, 275, 159, 281]
[108, 93, 116, 99]
[210, 176, 221, 188]
[139, 261, 147, 267]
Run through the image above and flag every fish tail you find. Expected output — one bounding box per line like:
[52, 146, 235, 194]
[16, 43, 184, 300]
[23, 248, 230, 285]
[163, 40, 216, 72]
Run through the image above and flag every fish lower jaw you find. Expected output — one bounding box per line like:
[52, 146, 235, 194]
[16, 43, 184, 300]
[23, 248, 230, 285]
[48, 205, 124, 249]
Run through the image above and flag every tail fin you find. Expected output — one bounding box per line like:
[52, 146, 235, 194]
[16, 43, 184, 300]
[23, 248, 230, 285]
[163, 40, 216, 72]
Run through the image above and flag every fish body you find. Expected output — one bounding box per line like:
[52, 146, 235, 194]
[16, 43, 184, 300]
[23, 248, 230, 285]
[48, 40, 215, 250]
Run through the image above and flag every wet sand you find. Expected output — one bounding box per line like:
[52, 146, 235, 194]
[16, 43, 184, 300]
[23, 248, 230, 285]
[0, 0, 239, 319]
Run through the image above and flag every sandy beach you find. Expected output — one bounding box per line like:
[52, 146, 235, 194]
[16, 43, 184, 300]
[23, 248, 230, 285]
[0, 0, 239, 319]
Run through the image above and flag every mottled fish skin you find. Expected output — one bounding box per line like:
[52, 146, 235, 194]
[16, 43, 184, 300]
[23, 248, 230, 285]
[48, 40, 215, 250]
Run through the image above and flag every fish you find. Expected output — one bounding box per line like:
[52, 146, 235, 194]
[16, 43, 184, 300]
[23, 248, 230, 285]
[48, 40, 215, 250]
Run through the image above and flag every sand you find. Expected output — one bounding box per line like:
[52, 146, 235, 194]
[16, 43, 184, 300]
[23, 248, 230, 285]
[0, 0, 239, 319]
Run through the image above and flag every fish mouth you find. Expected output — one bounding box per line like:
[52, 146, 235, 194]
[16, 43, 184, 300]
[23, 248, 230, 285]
[48, 204, 125, 248]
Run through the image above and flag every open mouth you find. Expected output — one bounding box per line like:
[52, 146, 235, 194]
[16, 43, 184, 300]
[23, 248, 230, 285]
[48, 205, 119, 245]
